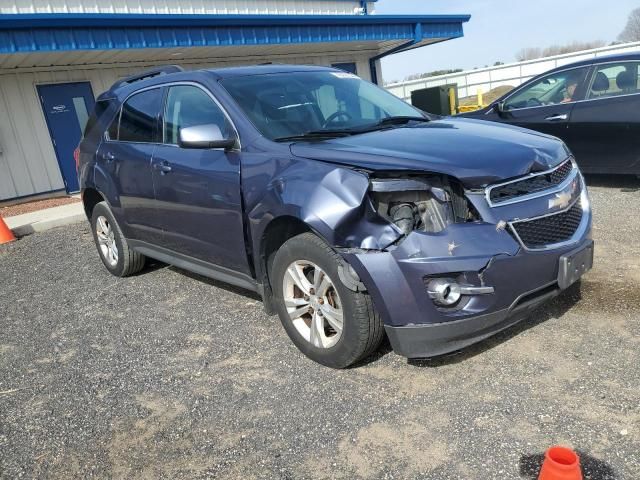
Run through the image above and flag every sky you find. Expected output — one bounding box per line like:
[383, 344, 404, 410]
[376, 0, 639, 83]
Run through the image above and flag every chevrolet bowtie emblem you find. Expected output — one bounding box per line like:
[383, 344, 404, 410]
[549, 190, 572, 210]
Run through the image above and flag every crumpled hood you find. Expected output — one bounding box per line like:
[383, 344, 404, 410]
[290, 118, 571, 188]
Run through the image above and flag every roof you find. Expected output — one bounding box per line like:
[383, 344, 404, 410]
[548, 52, 640, 71]
[0, 13, 470, 58]
[100, 64, 342, 99]
[206, 64, 335, 78]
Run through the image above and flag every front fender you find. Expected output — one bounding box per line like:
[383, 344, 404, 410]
[246, 158, 401, 252]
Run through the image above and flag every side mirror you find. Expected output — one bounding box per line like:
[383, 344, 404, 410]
[494, 101, 506, 116]
[178, 124, 236, 150]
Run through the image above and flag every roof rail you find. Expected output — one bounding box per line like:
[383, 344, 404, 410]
[111, 65, 184, 91]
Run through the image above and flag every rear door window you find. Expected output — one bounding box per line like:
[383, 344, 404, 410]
[118, 88, 163, 143]
[587, 62, 640, 99]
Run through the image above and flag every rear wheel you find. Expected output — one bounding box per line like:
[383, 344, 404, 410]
[90, 201, 145, 277]
[272, 233, 383, 368]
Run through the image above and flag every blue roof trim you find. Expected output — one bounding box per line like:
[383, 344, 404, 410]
[0, 14, 469, 28]
[0, 14, 469, 55]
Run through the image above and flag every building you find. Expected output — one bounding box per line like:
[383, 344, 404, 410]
[0, 1, 469, 202]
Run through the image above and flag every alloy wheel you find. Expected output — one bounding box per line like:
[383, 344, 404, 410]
[95, 215, 118, 267]
[282, 260, 344, 348]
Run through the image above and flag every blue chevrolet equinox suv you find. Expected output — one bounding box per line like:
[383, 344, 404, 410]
[78, 65, 593, 368]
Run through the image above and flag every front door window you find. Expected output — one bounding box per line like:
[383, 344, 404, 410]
[505, 67, 590, 110]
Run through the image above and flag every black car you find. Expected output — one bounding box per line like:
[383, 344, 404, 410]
[460, 53, 640, 175]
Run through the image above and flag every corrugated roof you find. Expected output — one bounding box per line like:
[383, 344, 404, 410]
[0, 14, 469, 55]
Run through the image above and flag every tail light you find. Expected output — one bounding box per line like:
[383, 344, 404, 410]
[73, 146, 80, 171]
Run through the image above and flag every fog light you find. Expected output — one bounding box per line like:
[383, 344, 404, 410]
[427, 278, 462, 306]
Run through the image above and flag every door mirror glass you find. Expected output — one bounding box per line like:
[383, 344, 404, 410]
[495, 101, 505, 114]
[179, 124, 236, 149]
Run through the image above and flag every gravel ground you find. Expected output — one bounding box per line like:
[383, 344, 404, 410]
[1, 176, 639, 479]
[0, 196, 80, 218]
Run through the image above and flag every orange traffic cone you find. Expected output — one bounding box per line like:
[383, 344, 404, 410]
[539, 446, 582, 480]
[0, 216, 16, 244]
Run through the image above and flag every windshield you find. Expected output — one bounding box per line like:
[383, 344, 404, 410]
[221, 71, 422, 140]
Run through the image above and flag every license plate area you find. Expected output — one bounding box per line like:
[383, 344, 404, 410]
[558, 241, 594, 289]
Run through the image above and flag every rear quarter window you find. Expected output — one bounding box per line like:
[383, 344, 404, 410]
[83, 99, 113, 138]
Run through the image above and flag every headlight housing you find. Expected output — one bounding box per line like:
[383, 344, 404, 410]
[369, 175, 479, 235]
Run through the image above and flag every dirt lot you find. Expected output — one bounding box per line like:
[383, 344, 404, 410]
[1, 176, 639, 479]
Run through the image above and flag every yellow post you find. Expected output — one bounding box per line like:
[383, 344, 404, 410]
[477, 88, 483, 108]
[448, 87, 456, 115]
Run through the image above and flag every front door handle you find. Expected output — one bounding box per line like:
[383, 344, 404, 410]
[545, 114, 568, 122]
[153, 161, 172, 174]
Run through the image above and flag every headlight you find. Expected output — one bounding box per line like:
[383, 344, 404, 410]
[369, 175, 479, 235]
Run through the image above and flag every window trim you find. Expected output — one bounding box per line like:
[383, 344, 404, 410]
[158, 81, 241, 150]
[491, 60, 640, 115]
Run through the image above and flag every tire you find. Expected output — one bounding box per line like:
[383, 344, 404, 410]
[90, 201, 145, 277]
[271, 232, 383, 368]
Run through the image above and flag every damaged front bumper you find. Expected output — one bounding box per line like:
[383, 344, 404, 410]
[341, 218, 593, 358]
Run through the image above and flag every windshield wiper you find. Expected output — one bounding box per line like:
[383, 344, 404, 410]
[374, 115, 431, 126]
[274, 130, 354, 142]
[273, 116, 431, 142]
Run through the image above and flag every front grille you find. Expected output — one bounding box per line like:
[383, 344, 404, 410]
[511, 198, 583, 249]
[489, 159, 574, 204]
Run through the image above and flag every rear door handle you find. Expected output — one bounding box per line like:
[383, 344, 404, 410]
[545, 114, 568, 121]
[102, 151, 115, 162]
[153, 161, 172, 174]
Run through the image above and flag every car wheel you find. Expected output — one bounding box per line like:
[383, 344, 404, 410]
[90, 201, 145, 277]
[271, 232, 383, 368]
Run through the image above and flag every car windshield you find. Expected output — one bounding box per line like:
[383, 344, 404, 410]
[220, 70, 423, 141]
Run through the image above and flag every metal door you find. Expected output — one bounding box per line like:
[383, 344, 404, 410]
[37, 82, 95, 193]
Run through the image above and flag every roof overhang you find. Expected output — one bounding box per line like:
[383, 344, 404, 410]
[0, 14, 469, 69]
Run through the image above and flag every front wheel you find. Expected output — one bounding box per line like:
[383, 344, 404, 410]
[271, 233, 383, 368]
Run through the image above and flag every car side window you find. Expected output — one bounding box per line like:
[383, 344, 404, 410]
[163, 85, 230, 145]
[106, 110, 119, 141]
[118, 88, 162, 143]
[504, 67, 590, 110]
[588, 62, 640, 99]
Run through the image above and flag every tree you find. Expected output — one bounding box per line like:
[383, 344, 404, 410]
[618, 7, 640, 42]
[516, 47, 542, 61]
[516, 41, 605, 62]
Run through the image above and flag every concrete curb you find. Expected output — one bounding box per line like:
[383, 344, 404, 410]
[10, 214, 86, 237]
[5, 203, 85, 238]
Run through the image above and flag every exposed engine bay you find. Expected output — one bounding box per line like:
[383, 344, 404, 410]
[369, 175, 480, 235]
